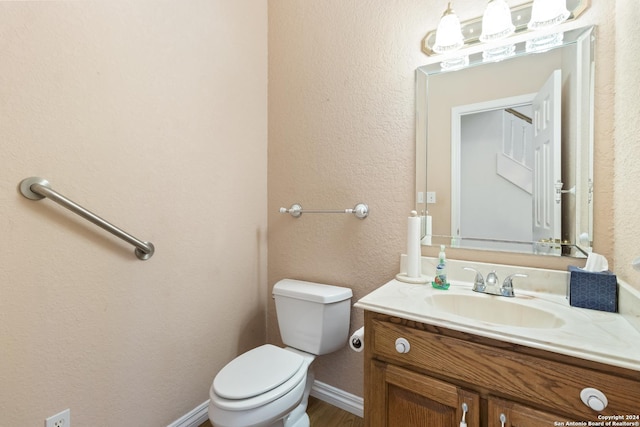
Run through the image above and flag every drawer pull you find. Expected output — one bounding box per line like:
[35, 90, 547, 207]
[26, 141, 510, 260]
[459, 402, 468, 427]
[395, 337, 411, 353]
[580, 388, 608, 411]
[499, 413, 506, 427]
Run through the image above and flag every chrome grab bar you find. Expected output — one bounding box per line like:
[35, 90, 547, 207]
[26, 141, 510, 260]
[279, 203, 369, 219]
[19, 177, 155, 260]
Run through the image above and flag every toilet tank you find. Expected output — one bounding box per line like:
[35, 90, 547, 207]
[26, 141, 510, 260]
[273, 279, 352, 355]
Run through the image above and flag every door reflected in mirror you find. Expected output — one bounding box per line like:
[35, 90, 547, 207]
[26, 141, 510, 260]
[416, 26, 595, 257]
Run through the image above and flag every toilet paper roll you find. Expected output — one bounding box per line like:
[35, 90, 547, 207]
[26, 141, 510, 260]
[349, 327, 364, 352]
[406, 212, 422, 278]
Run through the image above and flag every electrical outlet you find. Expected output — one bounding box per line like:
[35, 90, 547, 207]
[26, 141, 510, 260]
[45, 409, 70, 427]
[426, 192, 436, 204]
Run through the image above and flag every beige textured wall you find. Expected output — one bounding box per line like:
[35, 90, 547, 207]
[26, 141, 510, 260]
[1, 1, 631, 424]
[268, 0, 427, 398]
[0, 1, 267, 425]
[614, 0, 640, 290]
[268, 0, 621, 399]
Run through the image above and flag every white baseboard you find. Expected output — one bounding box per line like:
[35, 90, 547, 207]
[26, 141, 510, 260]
[166, 400, 210, 427]
[310, 380, 364, 418]
[168, 380, 364, 426]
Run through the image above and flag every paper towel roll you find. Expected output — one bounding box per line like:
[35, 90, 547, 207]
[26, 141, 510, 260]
[407, 212, 422, 278]
[349, 327, 364, 352]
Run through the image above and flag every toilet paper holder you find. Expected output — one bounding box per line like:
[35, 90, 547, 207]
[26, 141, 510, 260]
[351, 336, 362, 349]
[349, 327, 365, 352]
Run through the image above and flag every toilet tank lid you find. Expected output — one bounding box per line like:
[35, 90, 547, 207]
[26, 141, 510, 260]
[273, 279, 353, 304]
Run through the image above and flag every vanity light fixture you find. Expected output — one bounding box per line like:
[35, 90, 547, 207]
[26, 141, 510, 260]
[432, 2, 464, 54]
[421, 0, 588, 57]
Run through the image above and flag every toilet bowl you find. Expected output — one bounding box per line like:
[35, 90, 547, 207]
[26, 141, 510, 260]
[207, 279, 352, 427]
[209, 345, 314, 427]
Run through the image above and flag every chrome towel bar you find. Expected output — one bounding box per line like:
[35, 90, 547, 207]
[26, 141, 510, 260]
[279, 203, 369, 219]
[19, 177, 155, 260]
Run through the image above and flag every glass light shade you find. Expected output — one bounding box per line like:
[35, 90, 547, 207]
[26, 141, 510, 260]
[482, 43, 516, 62]
[528, 0, 570, 30]
[440, 55, 469, 71]
[479, 0, 515, 42]
[433, 3, 464, 54]
[526, 31, 564, 53]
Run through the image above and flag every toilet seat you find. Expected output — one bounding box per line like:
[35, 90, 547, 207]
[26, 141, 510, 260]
[211, 345, 309, 411]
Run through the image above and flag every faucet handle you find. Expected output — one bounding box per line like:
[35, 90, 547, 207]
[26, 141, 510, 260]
[463, 267, 485, 292]
[486, 271, 499, 287]
[501, 273, 528, 297]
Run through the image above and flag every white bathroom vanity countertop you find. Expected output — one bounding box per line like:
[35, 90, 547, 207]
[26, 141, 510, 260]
[355, 277, 640, 372]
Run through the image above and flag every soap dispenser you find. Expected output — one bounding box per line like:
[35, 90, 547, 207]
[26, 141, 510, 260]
[432, 245, 450, 289]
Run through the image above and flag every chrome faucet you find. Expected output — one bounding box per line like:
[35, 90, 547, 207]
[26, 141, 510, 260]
[463, 267, 527, 298]
[486, 270, 499, 287]
[463, 267, 485, 292]
[501, 273, 528, 297]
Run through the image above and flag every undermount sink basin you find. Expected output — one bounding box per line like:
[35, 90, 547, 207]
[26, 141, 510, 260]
[425, 292, 565, 329]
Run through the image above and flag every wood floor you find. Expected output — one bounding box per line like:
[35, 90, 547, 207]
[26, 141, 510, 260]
[199, 396, 364, 427]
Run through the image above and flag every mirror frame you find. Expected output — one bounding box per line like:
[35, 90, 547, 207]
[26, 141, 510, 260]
[415, 25, 595, 257]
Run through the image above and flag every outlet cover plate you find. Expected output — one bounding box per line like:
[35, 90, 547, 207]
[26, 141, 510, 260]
[45, 408, 70, 427]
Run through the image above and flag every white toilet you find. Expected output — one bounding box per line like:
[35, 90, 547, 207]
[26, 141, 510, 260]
[208, 279, 353, 427]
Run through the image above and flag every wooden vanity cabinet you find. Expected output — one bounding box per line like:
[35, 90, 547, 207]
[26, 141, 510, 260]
[364, 311, 640, 427]
[487, 397, 563, 427]
[369, 360, 480, 426]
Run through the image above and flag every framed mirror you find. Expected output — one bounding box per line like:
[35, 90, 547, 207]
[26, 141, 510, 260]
[416, 26, 595, 257]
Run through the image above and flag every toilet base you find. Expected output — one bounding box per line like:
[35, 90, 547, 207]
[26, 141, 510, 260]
[285, 413, 309, 427]
[282, 367, 314, 427]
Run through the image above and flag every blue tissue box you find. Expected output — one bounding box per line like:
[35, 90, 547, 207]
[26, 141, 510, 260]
[567, 266, 618, 312]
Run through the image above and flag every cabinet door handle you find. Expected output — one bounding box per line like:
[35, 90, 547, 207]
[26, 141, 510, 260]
[459, 402, 468, 427]
[395, 337, 410, 353]
[580, 388, 608, 411]
[499, 413, 507, 427]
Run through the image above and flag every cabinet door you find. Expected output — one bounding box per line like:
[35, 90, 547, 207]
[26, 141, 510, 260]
[366, 360, 480, 427]
[488, 396, 562, 427]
